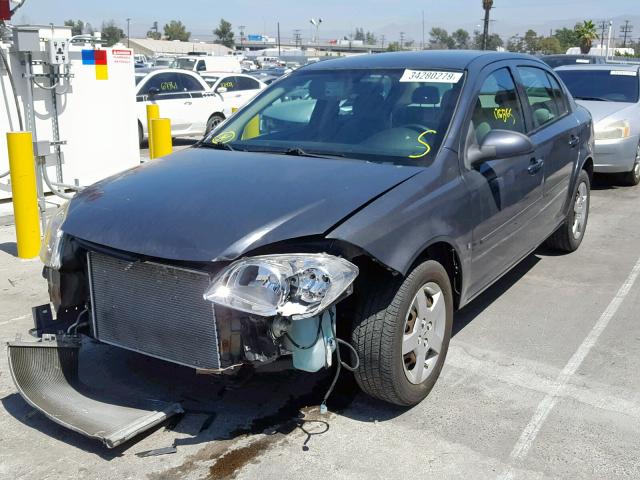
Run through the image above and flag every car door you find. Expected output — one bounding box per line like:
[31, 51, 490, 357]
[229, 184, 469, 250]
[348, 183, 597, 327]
[514, 65, 579, 229]
[461, 65, 544, 296]
[177, 72, 214, 134]
[138, 71, 193, 135]
[235, 75, 263, 105]
[215, 76, 245, 111]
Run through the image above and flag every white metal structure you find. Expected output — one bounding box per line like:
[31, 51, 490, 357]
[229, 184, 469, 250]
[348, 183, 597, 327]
[200, 72, 266, 113]
[173, 55, 242, 74]
[135, 68, 230, 141]
[0, 26, 139, 202]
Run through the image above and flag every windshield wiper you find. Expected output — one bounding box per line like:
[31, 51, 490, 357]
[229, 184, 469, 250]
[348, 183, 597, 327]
[199, 141, 236, 151]
[574, 96, 610, 102]
[283, 147, 345, 158]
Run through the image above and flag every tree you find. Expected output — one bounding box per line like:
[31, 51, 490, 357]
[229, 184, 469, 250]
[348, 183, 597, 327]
[523, 29, 539, 52]
[354, 28, 365, 41]
[554, 26, 580, 51]
[101, 21, 124, 47]
[213, 19, 234, 48]
[537, 36, 563, 54]
[164, 20, 190, 42]
[429, 27, 454, 49]
[506, 35, 525, 52]
[481, 0, 494, 49]
[574, 20, 598, 54]
[64, 19, 84, 36]
[365, 31, 377, 45]
[386, 41, 401, 52]
[146, 30, 162, 40]
[451, 29, 470, 49]
[473, 31, 503, 50]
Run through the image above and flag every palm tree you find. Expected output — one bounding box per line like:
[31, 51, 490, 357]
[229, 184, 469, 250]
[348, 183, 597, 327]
[575, 20, 599, 54]
[481, 0, 494, 50]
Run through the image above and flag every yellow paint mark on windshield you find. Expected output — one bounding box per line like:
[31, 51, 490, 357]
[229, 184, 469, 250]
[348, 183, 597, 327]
[494, 107, 516, 125]
[212, 131, 236, 144]
[409, 129, 437, 159]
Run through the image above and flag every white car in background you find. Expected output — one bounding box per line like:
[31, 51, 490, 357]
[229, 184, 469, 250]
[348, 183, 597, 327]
[200, 72, 266, 113]
[135, 69, 231, 144]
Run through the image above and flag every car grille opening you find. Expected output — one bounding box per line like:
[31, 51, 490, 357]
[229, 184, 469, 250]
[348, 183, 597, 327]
[87, 251, 221, 370]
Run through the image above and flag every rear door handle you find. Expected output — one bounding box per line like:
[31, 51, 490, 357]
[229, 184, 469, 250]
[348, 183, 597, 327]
[569, 135, 579, 147]
[184, 101, 192, 105]
[528, 158, 544, 175]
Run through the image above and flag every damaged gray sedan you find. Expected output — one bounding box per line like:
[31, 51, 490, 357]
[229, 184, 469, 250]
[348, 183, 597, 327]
[8, 51, 594, 447]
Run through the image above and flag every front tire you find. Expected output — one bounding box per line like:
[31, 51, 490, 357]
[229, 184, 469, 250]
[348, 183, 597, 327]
[545, 169, 590, 252]
[351, 260, 453, 406]
[620, 144, 640, 186]
[206, 113, 225, 135]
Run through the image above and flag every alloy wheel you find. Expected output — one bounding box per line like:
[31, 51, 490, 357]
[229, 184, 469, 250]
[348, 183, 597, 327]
[572, 181, 588, 240]
[402, 282, 446, 385]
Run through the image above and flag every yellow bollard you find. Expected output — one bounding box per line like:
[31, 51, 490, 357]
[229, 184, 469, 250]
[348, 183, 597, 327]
[146, 103, 159, 158]
[150, 118, 172, 158]
[242, 115, 260, 140]
[6, 131, 41, 258]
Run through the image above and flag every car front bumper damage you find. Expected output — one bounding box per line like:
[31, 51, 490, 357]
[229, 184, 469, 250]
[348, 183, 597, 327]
[7, 335, 183, 448]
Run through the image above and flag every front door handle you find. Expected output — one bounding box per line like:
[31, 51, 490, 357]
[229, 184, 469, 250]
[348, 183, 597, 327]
[184, 101, 192, 105]
[568, 135, 579, 147]
[528, 158, 544, 175]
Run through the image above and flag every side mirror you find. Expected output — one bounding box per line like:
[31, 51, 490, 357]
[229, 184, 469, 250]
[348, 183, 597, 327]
[216, 87, 228, 94]
[147, 87, 160, 99]
[468, 130, 534, 166]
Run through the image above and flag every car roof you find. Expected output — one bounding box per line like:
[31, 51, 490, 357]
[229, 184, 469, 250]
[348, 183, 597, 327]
[302, 50, 541, 71]
[555, 63, 640, 72]
[541, 54, 598, 59]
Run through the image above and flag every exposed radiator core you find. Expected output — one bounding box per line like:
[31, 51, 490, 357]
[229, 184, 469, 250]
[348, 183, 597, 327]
[88, 251, 221, 369]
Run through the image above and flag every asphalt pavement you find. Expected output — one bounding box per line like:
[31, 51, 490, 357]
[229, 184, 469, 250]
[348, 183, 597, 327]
[1, 175, 639, 480]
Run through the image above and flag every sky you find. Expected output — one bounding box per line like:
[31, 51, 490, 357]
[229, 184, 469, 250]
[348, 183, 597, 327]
[12, 0, 639, 44]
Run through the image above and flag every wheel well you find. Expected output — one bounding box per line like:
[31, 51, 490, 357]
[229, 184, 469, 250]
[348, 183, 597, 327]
[582, 157, 594, 183]
[209, 112, 226, 122]
[410, 242, 462, 310]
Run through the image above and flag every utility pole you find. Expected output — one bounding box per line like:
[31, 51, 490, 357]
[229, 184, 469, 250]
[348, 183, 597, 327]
[422, 10, 425, 50]
[620, 20, 633, 48]
[400, 31, 405, 50]
[482, 0, 493, 50]
[381, 34, 385, 49]
[126, 18, 131, 47]
[277, 22, 281, 57]
[293, 30, 301, 48]
[239, 25, 245, 48]
[598, 20, 608, 49]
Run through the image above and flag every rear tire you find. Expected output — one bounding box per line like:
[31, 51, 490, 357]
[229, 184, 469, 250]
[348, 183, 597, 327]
[206, 114, 225, 135]
[351, 260, 453, 406]
[545, 169, 590, 252]
[138, 122, 144, 147]
[619, 144, 640, 186]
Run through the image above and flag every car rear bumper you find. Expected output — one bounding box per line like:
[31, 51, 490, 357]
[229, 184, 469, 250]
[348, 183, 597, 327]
[594, 135, 639, 173]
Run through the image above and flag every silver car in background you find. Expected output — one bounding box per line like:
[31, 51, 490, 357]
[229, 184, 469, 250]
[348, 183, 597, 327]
[556, 64, 640, 185]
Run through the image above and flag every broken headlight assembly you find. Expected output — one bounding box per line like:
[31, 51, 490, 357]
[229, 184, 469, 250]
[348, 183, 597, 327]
[203, 253, 358, 319]
[40, 201, 69, 270]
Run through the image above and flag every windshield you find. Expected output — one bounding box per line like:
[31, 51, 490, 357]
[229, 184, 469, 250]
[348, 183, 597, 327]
[174, 58, 196, 70]
[202, 68, 464, 165]
[557, 69, 639, 103]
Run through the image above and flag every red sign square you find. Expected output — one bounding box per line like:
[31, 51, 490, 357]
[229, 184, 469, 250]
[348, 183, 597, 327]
[94, 50, 107, 65]
[0, 0, 11, 21]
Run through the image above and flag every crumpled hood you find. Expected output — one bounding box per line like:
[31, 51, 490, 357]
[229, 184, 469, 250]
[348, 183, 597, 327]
[63, 148, 422, 261]
[575, 100, 635, 125]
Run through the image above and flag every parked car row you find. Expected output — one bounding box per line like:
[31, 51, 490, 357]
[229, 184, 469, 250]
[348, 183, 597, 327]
[134, 68, 266, 144]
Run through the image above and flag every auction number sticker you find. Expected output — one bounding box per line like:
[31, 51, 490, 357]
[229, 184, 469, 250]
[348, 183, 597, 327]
[400, 70, 463, 83]
[610, 70, 637, 76]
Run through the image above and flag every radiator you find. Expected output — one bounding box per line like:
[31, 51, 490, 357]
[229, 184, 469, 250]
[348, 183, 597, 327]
[87, 251, 221, 369]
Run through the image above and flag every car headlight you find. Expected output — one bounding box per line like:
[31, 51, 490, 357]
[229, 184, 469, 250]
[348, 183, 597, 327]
[203, 253, 359, 320]
[40, 202, 69, 269]
[595, 119, 630, 141]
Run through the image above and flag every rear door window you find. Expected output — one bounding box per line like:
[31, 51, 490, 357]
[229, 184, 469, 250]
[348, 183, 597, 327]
[471, 68, 526, 143]
[236, 76, 261, 91]
[517, 67, 563, 130]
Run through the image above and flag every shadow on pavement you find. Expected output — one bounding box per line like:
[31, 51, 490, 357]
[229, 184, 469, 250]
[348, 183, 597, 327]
[0, 241, 17, 256]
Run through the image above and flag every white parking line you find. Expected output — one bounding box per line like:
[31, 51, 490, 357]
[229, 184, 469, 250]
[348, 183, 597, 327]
[0, 314, 30, 327]
[498, 254, 640, 478]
